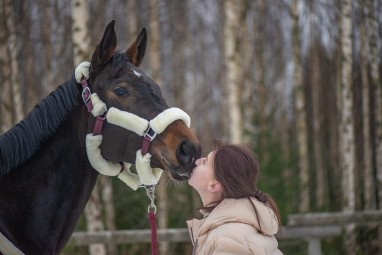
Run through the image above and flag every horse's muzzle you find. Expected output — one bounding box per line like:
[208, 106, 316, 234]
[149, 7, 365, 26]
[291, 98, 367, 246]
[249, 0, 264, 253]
[173, 140, 201, 180]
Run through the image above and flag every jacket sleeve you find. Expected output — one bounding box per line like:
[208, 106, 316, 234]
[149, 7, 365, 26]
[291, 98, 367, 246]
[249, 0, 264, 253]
[205, 236, 255, 255]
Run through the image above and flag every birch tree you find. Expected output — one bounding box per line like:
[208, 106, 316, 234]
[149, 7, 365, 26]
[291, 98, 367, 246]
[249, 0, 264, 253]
[4, 0, 23, 124]
[40, 0, 54, 92]
[339, 0, 356, 252]
[367, 0, 382, 208]
[71, 1, 106, 255]
[340, 0, 355, 213]
[149, 1, 169, 254]
[127, 0, 138, 39]
[311, 43, 326, 209]
[360, 7, 374, 210]
[224, 0, 243, 144]
[291, 0, 309, 212]
[241, 1, 255, 147]
[367, 0, 382, 248]
[71, 0, 91, 65]
[254, 0, 266, 150]
[0, 0, 13, 132]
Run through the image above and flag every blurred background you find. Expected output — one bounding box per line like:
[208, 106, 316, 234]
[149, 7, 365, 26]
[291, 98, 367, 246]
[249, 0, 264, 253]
[1, 0, 381, 254]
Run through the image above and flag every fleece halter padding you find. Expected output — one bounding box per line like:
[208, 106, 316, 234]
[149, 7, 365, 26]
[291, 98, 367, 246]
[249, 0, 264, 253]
[106, 107, 191, 136]
[76, 61, 191, 190]
[86, 106, 190, 190]
[106, 108, 150, 136]
[85, 134, 131, 176]
[90, 93, 107, 117]
[85, 105, 190, 189]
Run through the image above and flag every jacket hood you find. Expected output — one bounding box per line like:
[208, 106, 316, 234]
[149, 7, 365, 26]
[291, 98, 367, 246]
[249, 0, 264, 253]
[188, 197, 280, 239]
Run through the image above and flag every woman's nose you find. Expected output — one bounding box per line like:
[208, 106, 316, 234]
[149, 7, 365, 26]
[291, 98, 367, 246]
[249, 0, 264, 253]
[195, 157, 202, 166]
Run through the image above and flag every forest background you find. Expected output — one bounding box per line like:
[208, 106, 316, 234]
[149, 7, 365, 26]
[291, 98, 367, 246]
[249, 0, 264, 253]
[1, 0, 381, 254]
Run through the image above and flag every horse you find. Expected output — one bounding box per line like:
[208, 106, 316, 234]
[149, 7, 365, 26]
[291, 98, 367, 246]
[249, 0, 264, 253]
[0, 20, 201, 255]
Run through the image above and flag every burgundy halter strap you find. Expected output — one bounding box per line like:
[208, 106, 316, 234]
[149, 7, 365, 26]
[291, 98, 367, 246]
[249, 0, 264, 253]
[81, 79, 93, 112]
[81, 79, 106, 135]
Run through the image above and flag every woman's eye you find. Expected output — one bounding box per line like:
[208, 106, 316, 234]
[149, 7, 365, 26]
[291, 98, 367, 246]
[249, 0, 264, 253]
[114, 87, 129, 97]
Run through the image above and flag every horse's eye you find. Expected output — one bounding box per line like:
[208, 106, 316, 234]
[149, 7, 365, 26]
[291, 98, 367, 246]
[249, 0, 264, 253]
[114, 87, 129, 97]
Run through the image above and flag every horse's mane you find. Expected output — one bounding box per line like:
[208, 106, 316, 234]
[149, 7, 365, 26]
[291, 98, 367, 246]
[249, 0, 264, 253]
[0, 74, 81, 175]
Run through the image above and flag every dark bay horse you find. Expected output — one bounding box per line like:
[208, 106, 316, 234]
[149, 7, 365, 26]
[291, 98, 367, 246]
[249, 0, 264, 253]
[0, 21, 201, 255]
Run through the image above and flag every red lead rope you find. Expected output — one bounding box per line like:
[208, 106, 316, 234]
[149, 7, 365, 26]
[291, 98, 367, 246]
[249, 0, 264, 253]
[145, 186, 158, 255]
[148, 211, 158, 255]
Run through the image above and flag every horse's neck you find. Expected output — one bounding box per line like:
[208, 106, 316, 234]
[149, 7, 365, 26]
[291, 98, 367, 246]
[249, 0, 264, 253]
[0, 107, 99, 254]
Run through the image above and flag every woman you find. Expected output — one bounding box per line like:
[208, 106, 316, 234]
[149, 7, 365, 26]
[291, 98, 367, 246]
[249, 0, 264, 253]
[187, 141, 283, 255]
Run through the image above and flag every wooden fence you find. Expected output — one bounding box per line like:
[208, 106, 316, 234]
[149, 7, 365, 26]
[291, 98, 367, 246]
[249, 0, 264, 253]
[68, 210, 382, 255]
[67, 226, 341, 255]
[68, 226, 341, 245]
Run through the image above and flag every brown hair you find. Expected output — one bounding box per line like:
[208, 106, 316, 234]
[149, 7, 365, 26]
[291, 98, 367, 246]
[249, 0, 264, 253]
[202, 141, 281, 228]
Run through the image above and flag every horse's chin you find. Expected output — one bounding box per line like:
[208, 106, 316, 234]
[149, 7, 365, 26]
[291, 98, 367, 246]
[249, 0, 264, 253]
[167, 168, 190, 181]
[152, 157, 191, 181]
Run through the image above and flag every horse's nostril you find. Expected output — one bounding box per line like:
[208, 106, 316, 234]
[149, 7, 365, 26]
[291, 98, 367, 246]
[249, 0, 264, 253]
[177, 141, 197, 165]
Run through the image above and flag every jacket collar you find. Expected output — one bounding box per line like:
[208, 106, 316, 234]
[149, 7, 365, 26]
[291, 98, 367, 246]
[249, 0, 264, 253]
[187, 197, 279, 241]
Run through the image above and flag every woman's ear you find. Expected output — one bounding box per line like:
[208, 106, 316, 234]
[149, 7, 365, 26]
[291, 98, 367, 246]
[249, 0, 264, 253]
[207, 180, 222, 193]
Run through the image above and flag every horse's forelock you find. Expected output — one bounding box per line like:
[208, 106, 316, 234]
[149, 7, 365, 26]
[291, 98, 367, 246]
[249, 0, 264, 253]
[89, 51, 132, 83]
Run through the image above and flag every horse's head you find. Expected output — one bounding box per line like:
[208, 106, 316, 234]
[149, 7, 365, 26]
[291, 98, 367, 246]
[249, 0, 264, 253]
[86, 21, 201, 181]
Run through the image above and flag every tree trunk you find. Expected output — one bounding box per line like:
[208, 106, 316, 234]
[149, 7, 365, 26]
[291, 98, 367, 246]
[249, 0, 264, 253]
[127, 0, 138, 40]
[367, 0, 382, 249]
[254, 0, 266, 150]
[149, 1, 169, 254]
[291, 0, 309, 212]
[4, 0, 23, 123]
[71, 0, 91, 65]
[40, 0, 54, 92]
[329, 4, 343, 211]
[84, 180, 106, 255]
[0, 0, 13, 132]
[224, 0, 243, 144]
[340, 0, 355, 213]
[360, 11, 375, 210]
[241, 1, 254, 147]
[340, 0, 356, 253]
[367, 0, 382, 209]
[99, 176, 117, 255]
[150, 0, 161, 85]
[72, 1, 107, 254]
[311, 44, 326, 209]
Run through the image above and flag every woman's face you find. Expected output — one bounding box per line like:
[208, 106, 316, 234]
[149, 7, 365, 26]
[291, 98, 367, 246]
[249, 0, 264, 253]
[188, 150, 216, 194]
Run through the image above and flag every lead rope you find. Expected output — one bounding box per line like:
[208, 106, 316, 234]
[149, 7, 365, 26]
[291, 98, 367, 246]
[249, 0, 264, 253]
[145, 185, 158, 255]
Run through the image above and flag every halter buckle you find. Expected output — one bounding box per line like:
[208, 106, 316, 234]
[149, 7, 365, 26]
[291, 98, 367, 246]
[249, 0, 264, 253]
[141, 127, 157, 155]
[82, 86, 91, 104]
[144, 127, 157, 141]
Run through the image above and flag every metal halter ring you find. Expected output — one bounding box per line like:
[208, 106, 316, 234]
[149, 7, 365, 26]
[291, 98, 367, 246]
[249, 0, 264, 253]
[145, 185, 157, 214]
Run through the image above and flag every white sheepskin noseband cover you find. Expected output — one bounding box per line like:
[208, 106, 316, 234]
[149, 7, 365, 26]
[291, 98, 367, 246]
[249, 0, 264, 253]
[85, 104, 191, 190]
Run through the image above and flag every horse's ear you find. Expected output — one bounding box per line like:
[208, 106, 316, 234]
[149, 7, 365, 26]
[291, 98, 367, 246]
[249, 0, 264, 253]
[92, 20, 117, 65]
[125, 27, 147, 67]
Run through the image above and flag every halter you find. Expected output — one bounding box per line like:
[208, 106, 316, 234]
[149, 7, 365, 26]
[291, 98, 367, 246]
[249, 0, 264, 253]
[81, 78, 191, 189]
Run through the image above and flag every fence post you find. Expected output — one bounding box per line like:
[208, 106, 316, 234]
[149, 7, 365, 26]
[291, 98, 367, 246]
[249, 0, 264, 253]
[308, 238, 321, 255]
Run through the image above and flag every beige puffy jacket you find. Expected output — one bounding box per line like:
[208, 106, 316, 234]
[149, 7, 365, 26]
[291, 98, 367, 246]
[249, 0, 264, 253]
[187, 197, 283, 255]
